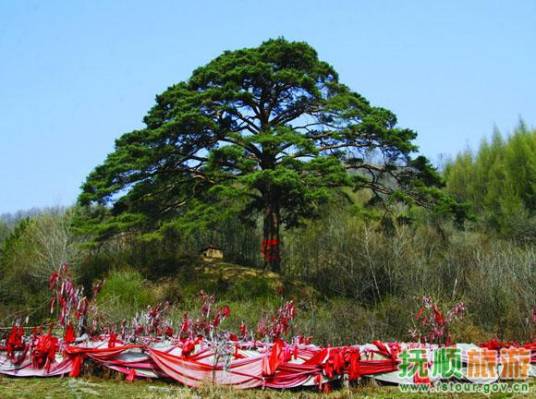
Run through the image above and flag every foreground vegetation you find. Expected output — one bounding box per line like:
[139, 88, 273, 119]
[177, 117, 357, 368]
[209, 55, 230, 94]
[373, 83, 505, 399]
[1, 376, 534, 399]
[1, 193, 534, 343]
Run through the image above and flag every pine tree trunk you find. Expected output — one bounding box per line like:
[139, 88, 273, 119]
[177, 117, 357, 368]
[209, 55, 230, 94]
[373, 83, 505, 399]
[262, 202, 281, 273]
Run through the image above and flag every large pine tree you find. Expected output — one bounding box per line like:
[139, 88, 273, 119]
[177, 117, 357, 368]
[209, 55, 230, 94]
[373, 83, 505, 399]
[79, 39, 447, 272]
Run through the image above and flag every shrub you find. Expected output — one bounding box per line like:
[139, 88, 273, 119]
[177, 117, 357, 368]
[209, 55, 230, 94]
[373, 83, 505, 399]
[96, 269, 156, 322]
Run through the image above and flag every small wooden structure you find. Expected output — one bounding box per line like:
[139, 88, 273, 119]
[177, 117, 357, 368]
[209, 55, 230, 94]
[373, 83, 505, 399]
[200, 245, 223, 261]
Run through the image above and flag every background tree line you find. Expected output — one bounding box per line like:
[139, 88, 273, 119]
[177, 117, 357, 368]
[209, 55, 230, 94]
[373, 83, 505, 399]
[445, 122, 536, 242]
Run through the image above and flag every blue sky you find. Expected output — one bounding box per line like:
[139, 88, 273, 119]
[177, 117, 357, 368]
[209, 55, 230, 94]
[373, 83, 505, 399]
[0, 0, 534, 214]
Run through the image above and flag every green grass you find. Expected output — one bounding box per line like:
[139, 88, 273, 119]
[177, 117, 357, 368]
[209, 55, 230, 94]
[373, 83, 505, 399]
[0, 376, 534, 399]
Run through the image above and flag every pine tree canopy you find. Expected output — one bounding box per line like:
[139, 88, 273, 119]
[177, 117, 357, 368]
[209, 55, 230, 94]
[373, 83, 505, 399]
[78, 38, 452, 271]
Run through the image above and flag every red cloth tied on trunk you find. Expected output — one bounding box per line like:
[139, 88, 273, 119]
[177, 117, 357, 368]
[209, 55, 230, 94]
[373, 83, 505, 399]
[261, 239, 280, 262]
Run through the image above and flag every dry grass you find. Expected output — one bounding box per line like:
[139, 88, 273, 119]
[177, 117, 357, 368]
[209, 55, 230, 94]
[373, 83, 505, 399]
[0, 376, 534, 399]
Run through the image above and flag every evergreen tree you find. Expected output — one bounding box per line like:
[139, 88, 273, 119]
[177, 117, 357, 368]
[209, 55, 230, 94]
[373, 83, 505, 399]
[79, 39, 448, 272]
